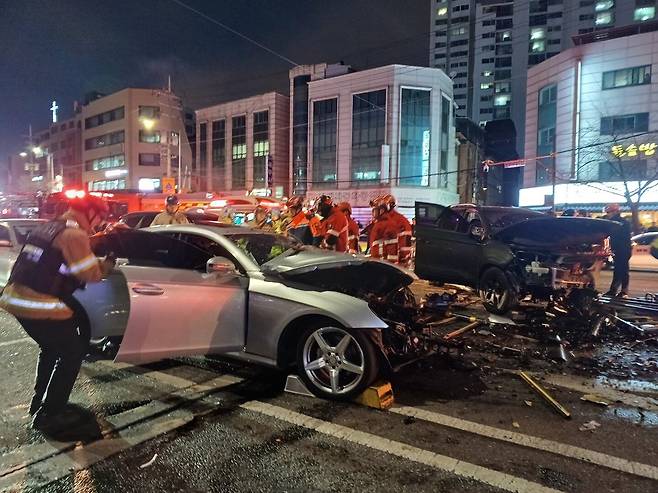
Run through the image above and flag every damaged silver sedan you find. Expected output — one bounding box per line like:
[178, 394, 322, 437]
[76, 225, 420, 400]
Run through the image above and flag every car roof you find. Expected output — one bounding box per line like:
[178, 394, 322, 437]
[144, 223, 273, 236]
[0, 219, 47, 225]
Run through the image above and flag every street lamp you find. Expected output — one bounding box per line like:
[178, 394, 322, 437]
[19, 152, 27, 158]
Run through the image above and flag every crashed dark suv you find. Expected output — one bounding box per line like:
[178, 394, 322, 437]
[414, 202, 619, 314]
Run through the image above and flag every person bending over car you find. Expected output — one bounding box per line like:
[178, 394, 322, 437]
[0, 196, 116, 432]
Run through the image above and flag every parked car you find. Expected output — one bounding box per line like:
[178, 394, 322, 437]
[630, 232, 658, 271]
[414, 202, 618, 314]
[115, 210, 222, 229]
[0, 219, 47, 287]
[56, 224, 420, 400]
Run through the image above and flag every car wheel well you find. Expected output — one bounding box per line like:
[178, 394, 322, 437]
[277, 315, 341, 369]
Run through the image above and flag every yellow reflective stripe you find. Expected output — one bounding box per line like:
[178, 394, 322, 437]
[384, 239, 398, 245]
[386, 255, 399, 261]
[0, 294, 67, 310]
[399, 231, 412, 236]
[66, 254, 98, 274]
[399, 246, 413, 251]
[327, 229, 340, 237]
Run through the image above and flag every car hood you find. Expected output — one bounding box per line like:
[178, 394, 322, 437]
[262, 247, 416, 297]
[492, 217, 620, 248]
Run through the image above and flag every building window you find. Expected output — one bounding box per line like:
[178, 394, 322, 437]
[482, 70, 493, 77]
[454, 94, 467, 100]
[496, 44, 513, 55]
[480, 82, 493, 90]
[435, 42, 447, 48]
[595, 11, 614, 25]
[530, 14, 547, 25]
[452, 15, 469, 23]
[547, 12, 562, 18]
[495, 70, 512, 79]
[580, 14, 595, 21]
[602, 65, 651, 89]
[437, 6, 447, 16]
[634, 6, 656, 21]
[312, 98, 338, 186]
[495, 57, 512, 67]
[211, 119, 226, 190]
[252, 110, 269, 187]
[89, 179, 126, 191]
[494, 94, 511, 107]
[496, 18, 513, 29]
[440, 95, 451, 187]
[482, 45, 495, 52]
[231, 116, 246, 189]
[452, 4, 469, 12]
[496, 31, 512, 42]
[434, 53, 446, 59]
[599, 160, 647, 181]
[139, 153, 161, 166]
[138, 106, 160, 119]
[531, 40, 546, 52]
[482, 32, 495, 38]
[199, 122, 207, 176]
[480, 108, 494, 114]
[452, 50, 468, 57]
[595, 1, 614, 11]
[292, 74, 311, 196]
[436, 30, 447, 37]
[530, 27, 546, 40]
[352, 89, 386, 183]
[84, 130, 124, 150]
[528, 53, 548, 65]
[398, 89, 431, 187]
[481, 95, 492, 102]
[600, 113, 649, 135]
[530, 0, 548, 13]
[85, 154, 125, 171]
[84, 107, 125, 129]
[450, 39, 469, 47]
[495, 82, 511, 93]
[451, 27, 467, 35]
[536, 84, 557, 186]
[482, 20, 496, 26]
[139, 130, 160, 143]
[482, 58, 494, 64]
[579, 0, 594, 6]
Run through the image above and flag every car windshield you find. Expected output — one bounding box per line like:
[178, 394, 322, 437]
[13, 224, 43, 244]
[480, 208, 545, 232]
[224, 232, 301, 265]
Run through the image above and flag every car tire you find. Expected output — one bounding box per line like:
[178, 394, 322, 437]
[478, 267, 518, 314]
[296, 323, 379, 400]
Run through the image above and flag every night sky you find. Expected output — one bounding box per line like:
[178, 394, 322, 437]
[0, 0, 429, 162]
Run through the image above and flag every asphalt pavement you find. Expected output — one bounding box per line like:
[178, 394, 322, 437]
[0, 276, 657, 492]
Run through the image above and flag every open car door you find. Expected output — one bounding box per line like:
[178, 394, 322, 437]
[91, 229, 247, 364]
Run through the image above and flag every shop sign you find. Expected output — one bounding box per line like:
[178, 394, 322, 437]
[610, 143, 656, 158]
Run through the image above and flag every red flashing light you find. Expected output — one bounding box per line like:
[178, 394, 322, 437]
[64, 190, 86, 199]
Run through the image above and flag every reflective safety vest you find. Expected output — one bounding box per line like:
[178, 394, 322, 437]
[287, 212, 314, 245]
[8, 220, 84, 299]
[369, 215, 400, 262]
[389, 209, 413, 266]
[347, 217, 360, 253]
[321, 209, 349, 253]
[0, 216, 103, 320]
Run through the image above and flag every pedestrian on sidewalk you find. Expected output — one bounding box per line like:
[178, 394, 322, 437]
[0, 195, 115, 432]
[603, 203, 632, 297]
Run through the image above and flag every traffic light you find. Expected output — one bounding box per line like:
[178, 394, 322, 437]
[266, 155, 273, 189]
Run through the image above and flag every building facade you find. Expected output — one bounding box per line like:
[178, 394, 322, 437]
[82, 88, 192, 192]
[520, 23, 658, 220]
[194, 92, 290, 197]
[429, 0, 657, 153]
[305, 65, 459, 218]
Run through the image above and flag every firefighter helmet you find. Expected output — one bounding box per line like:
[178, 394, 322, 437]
[381, 194, 396, 210]
[337, 201, 352, 215]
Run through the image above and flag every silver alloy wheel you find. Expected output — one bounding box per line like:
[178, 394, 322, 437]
[302, 326, 365, 395]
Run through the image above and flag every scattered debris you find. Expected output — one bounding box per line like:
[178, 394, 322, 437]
[477, 329, 493, 336]
[444, 321, 480, 341]
[512, 421, 521, 428]
[580, 394, 611, 407]
[525, 400, 533, 407]
[139, 453, 158, 469]
[517, 371, 571, 419]
[578, 420, 601, 432]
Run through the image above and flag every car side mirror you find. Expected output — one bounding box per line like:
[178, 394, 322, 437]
[207, 256, 238, 276]
[0, 240, 12, 247]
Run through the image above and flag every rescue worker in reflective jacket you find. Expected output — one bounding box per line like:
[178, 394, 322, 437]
[368, 196, 401, 263]
[317, 195, 349, 253]
[0, 195, 115, 432]
[381, 194, 413, 266]
[286, 196, 314, 245]
[337, 202, 360, 253]
[152, 195, 190, 226]
[245, 205, 273, 231]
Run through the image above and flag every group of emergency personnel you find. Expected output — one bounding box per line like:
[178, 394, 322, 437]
[243, 192, 412, 266]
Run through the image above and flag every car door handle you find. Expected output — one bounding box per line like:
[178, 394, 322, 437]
[132, 284, 165, 296]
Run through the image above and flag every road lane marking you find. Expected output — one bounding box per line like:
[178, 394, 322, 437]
[240, 400, 563, 493]
[1, 409, 193, 493]
[0, 337, 33, 348]
[390, 406, 658, 481]
[534, 373, 658, 411]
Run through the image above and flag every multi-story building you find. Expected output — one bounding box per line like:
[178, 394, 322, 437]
[429, 0, 657, 153]
[81, 88, 192, 192]
[194, 92, 290, 197]
[303, 64, 459, 219]
[520, 22, 658, 222]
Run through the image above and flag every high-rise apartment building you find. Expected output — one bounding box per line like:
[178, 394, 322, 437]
[429, 0, 657, 152]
